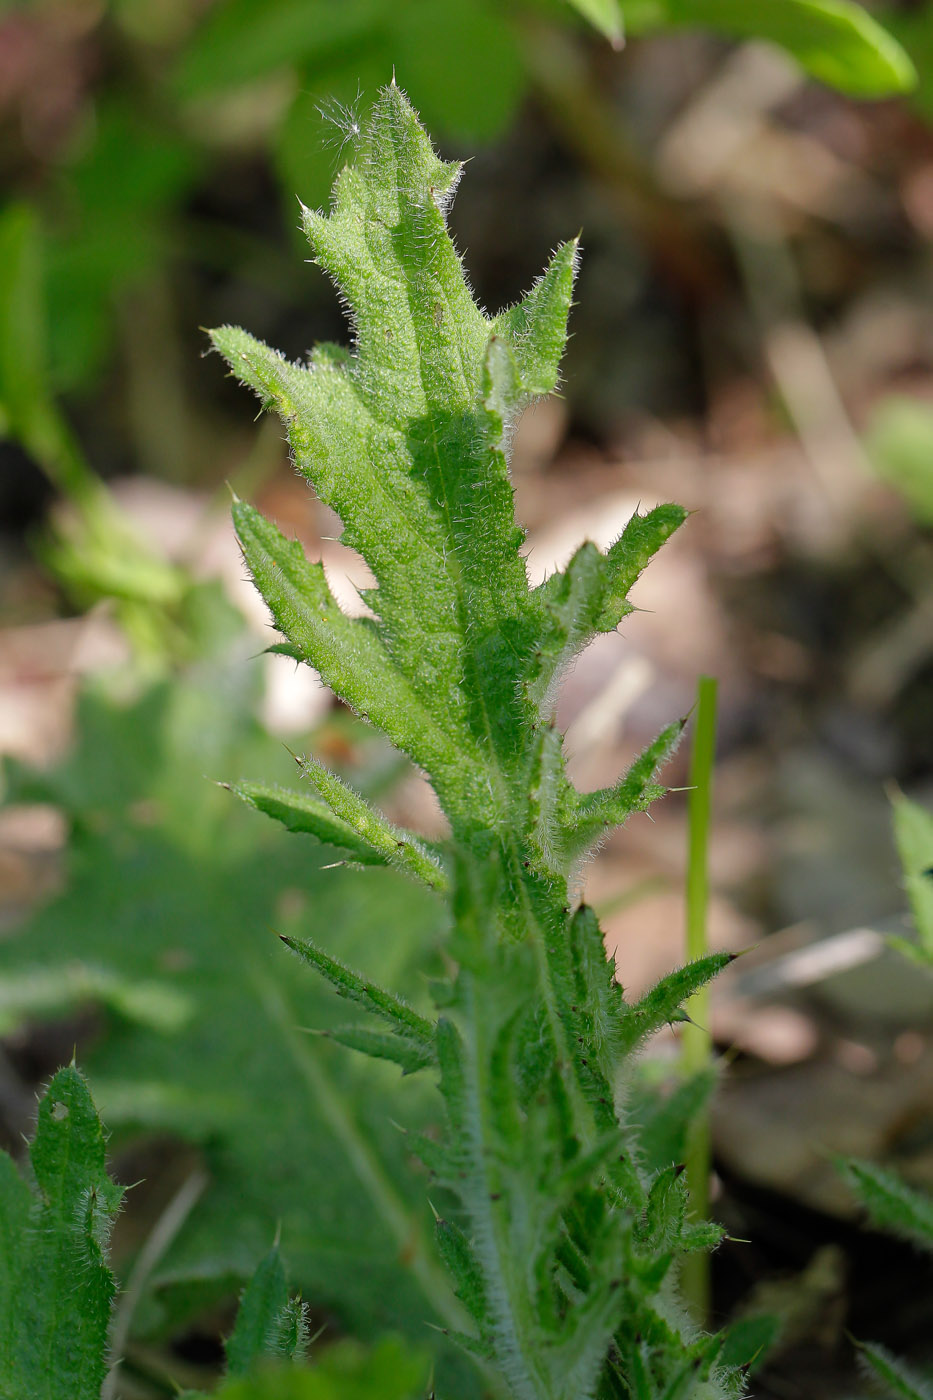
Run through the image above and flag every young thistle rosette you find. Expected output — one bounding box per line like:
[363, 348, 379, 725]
[212, 82, 738, 1400]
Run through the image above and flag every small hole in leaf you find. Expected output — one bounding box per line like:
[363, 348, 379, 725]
[51, 1102, 69, 1121]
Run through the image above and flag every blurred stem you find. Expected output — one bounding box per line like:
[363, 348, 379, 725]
[122, 272, 190, 483]
[103, 1168, 208, 1400]
[520, 22, 721, 301]
[727, 204, 872, 518]
[680, 673, 718, 1325]
[21, 397, 112, 517]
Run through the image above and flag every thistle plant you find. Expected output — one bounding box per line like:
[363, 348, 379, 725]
[212, 83, 738, 1400]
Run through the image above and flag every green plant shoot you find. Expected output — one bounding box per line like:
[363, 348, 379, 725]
[212, 83, 738, 1400]
[0, 1066, 123, 1400]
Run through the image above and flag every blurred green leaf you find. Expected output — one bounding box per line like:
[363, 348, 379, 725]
[718, 1313, 782, 1373]
[0, 202, 186, 631]
[46, 103, 198, 391]
[631, 1065, 718, 1176]
[565, 0, 623, 46]
[0, 201, 90, 499]
[0, 202, 48, 438]
[840, 1158, 933, 1253]
[0, 658, 474, 1388]
[174, 0, 382, 97]
[211, 1337, 428, 1400]
[865, 397, 933, 527]
[855, 1340, 933, 1400]
[276, 54, 390, 222]
[392, 0, 524, 142]
[880, 4, 933, 122]
[0, 964, 192, 1036]
[625, 0, 916, 97]
[225, 1245, 307, 1375]
[891, 793, 933, 965]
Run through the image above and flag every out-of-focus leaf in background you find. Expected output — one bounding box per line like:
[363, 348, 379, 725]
[866, 397, 933, 529]
[882, 1, 933, 122]
[44, 103, 199, 394]
[563, 0, 623, 48]
[624, 0, 916, 96]
[208, 1337, 429, 1400]
[0, 647, 471, 1385]
[889, 792, 933, 967]
[0, 202, 92, 497]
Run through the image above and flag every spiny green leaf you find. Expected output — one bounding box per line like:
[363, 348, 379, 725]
[0, 1067, 122, 1400]
[230, 775, 446, 892]
[622, 953, 734, 1052]
[677, 1220, 725, 1254]
[435, 1217, 490, 1329]
[225, 1245, 291, 1376]
[527, 543, 611, 714]
[216, 84, 734, 1400]
[856, 1341, 933, 1400]
[840, 1159, 933, 1254]
[281, 934, 436, 1047]
[639, 1165, 688, 1253]
[569, 719, 684, 855]
[527, 507, 687, 725]
[227, 781, 391, 865]
[228, 495, 445, 759]
[297, 754, 447, 892]
[596, 505, 689, 632]
[327, 1024, 436, 1075]
[491, 239, 580, 398]
[227, 495, 483, 819]
[267, 1297, 311, 1366]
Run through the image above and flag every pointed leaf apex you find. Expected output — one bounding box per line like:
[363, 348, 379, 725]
[491, 239, 578, 399]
